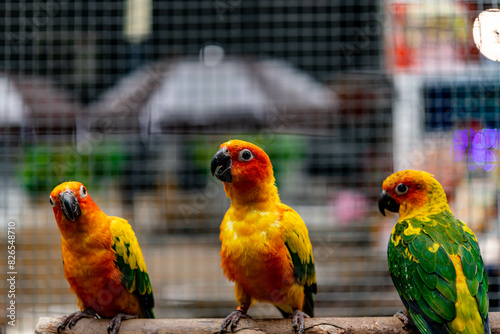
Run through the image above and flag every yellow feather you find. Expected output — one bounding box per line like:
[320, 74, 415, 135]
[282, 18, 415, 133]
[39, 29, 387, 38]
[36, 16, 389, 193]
[460, 222, 479, 242]
[403, 223, 422, 236]
[392, 234, 402, 246]
[110, 217, 149, 274]
[448, 255, 483, 334]
[428, 243, 439, 253]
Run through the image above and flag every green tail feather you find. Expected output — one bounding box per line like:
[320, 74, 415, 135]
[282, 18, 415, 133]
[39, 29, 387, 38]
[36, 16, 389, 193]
[302, 289, 315, 317]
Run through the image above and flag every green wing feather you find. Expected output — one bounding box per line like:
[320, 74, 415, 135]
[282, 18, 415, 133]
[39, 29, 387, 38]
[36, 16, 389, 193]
[280, 206, 317, 317]
[388, 211, 489, 334]
[110, 217, 155, 318]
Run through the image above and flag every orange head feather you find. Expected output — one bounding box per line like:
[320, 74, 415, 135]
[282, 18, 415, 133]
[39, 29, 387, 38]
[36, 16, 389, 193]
[379, 170, 450, 219]
[211, 139, 278, 204]
[49, 181, 105, 238]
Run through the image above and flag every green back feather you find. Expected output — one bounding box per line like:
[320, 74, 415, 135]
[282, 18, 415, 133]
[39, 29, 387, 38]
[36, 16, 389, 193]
[388, 211, 489, 334]
[285, 240, 317, 317]
[276, 207, 317, 318]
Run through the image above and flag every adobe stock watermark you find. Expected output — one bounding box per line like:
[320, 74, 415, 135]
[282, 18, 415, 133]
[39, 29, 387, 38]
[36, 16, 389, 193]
[256, 104, 297, 145]
[396, 136, 439, 171]
[6, 220, 17, 327]
[450, 128, 500, 171]
[212, 0, 243, 22]
[341, 8, 390, 65]
[53, 64, 167, 179]
[310, 234, 339, 262]
[8, 0, 69, 54]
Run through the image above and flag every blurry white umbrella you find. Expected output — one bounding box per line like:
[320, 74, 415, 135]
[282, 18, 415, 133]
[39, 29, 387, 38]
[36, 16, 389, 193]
[141, 59, 269, 132]
[140, 57, 337, 134]
[0, 75, 28, 130]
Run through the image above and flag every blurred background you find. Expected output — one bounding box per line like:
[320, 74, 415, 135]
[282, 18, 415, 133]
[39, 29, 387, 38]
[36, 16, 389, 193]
[1, 0, 500, 333]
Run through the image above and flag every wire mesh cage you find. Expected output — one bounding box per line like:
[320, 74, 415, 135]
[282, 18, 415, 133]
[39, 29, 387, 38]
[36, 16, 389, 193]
[0, 1, 499, 333]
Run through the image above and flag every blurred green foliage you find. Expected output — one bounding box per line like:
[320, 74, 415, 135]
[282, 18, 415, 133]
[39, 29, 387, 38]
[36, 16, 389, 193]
[18, 141, 128, 194]
[19, 135, 306, 195]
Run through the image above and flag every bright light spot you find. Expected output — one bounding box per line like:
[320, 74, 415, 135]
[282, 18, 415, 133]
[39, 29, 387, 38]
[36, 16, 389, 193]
[473, 9, 500, 61]
[200, 45, 225, 67]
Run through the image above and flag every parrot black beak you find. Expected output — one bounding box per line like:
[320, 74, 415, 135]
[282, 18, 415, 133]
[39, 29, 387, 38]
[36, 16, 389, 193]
[211, 147, 232, 183]
[378, 190, 400, 216]
[60, 191, 81, 221]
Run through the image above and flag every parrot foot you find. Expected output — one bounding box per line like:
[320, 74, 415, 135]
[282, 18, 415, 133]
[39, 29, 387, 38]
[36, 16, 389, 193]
[292, 310, 310, 334]
[393, 310, 415, 329]
[57, 308, 100, 333]
[220, 308, 251, 333]
[107, 313, 138, 334]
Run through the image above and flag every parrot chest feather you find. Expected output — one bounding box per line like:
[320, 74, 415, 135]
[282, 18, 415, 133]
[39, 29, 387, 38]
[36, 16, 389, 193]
[61, 232, 128, 316]
[220, 208, 295, 301]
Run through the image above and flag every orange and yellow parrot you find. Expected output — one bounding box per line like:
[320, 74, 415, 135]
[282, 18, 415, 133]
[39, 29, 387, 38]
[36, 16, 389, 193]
[378, 170, 490, 334]
[211, 140, 316, 334]
[49, 181, 154, 334]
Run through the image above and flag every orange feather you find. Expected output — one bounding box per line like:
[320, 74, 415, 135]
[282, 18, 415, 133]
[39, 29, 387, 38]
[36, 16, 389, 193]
[50, 182, 151, 318]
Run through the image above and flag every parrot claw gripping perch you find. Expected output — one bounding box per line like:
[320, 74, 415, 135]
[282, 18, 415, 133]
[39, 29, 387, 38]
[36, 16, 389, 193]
[292, 310, 309, 334]
[107, 313, 139, 334]
[57, 308, 100, 333]
[393, 310, 415, 329]
[220, 308, 251, 333]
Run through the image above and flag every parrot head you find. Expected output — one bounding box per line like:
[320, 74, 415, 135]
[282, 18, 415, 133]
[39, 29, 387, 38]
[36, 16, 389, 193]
[378, 170, 449, 219]
[211, 140, 277, 201]
[50, 181, 101, 233]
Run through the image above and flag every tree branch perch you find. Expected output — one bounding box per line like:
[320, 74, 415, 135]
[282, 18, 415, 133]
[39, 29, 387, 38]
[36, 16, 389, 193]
[35, 313, 500, 334]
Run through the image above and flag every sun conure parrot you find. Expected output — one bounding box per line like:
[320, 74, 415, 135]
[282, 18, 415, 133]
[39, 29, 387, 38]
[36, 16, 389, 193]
[378, 170, 490, 334]
[211, 140, 316, 334]
[49, 181, 154, 334]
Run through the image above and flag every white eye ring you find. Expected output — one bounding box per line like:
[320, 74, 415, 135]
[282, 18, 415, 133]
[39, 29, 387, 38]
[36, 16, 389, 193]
[239, 149, 253, 162]
[49, 196, 56, 207]
[80, 185, 88, 198]
[395, 183, 409, 195]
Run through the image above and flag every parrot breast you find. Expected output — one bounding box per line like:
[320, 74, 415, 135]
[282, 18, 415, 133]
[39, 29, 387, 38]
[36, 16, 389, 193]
[220, 208, 295, 303]
[60, 218, 146, 318]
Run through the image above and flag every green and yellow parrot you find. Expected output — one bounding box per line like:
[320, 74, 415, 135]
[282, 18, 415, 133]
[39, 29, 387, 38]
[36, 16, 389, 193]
[378, 170, 489, 334]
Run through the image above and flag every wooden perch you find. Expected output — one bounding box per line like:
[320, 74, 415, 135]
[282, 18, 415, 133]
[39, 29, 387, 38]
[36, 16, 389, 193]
[36, 313, 500, 334]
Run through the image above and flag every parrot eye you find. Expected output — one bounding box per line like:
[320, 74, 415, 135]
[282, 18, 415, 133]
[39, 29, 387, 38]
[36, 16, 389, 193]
[395, 183, 409, 195]
[49, 196, 56, 207]
[80, 185, 88, 198]
[239, 149, 253, 162]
